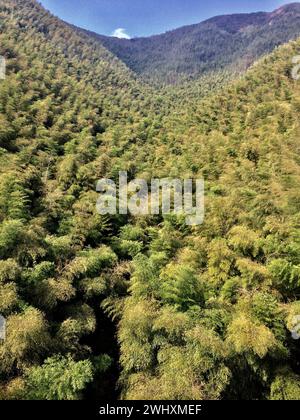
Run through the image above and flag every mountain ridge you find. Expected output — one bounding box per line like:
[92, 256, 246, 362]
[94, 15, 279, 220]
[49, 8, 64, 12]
[76, 2, 300, 84]
[1, 0, 300, 401]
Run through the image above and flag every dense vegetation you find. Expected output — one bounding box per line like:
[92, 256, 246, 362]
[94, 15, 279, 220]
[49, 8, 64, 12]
[86, 2, 300, 85]
[0, 0, 300, 401]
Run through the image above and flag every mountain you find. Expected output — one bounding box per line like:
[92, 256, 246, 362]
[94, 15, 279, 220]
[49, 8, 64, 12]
[1, 0, 300, 401]
[83, 2, 300, 84]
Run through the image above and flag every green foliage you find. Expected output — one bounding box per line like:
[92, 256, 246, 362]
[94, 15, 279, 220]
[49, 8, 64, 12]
[226, 314, 277, 359]
[159, 263, 204, 310]
[24, 356, 94, 400]
[0, 308, 51, 374]
[268, 258, 300, 295]
[1, 0, 300, 401]
[270, 369, 300, 400]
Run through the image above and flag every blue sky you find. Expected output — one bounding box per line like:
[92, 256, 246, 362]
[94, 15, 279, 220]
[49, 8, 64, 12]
[39, 0, 294, 38]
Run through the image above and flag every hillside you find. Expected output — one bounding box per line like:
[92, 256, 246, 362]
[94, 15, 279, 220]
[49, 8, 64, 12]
[84, 3, 300, 84]
[0, 0, 300, 401]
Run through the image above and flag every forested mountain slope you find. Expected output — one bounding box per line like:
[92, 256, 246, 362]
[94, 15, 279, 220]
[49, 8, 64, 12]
[0, 0, 158, 400]
[85, 3, 300, 84]
[115, 40, 300, 400]
[0, 0, 300, 401]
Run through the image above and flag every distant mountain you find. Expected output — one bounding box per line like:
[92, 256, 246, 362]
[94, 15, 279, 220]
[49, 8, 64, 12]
[81, 3, 300, 84]
[2, 0, 300, 402]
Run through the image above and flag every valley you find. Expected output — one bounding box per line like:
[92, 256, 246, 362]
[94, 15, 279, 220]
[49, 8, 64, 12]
[0, 0, 300, 401]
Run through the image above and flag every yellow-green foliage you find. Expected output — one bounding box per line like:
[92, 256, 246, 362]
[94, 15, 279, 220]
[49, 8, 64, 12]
[1, 0, 300, 401]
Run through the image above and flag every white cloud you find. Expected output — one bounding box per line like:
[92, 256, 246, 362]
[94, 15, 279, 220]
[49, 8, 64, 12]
[112, 28, 131, 39]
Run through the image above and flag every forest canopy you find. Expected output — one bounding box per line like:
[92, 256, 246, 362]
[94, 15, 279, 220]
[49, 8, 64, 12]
[0, 0, 300, 401]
